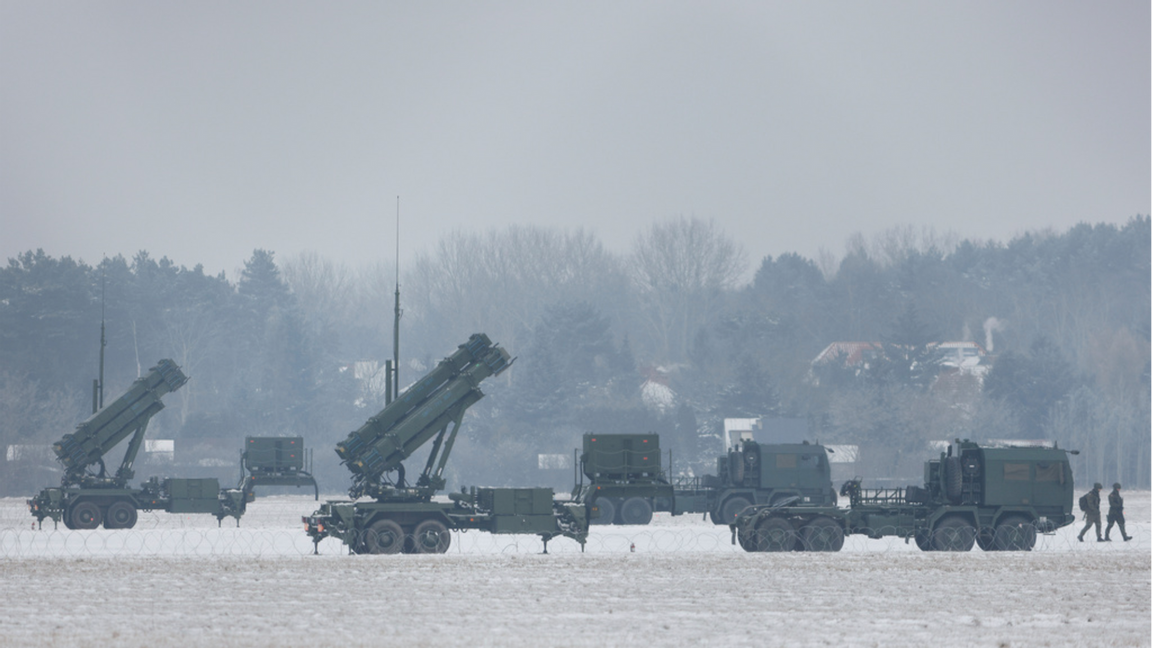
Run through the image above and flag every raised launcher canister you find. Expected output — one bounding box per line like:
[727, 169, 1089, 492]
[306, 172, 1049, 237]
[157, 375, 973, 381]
[53, 358, 188, 488]
[305, 334, 589, 554]
[28, 359, 247, 530]
[333, 333, 512, 500]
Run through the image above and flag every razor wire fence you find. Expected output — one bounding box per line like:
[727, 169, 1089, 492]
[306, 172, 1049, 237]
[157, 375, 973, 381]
[0, 523, 1144, 558]
[2, 496, 1145, 558]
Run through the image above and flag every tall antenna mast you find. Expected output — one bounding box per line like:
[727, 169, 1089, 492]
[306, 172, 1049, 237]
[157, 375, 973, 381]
[95, 259, 107, 413]
[392, 196, 402, 402]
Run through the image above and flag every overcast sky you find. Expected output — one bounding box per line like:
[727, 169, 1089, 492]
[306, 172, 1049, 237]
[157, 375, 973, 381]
[2, 2, 1148, 280]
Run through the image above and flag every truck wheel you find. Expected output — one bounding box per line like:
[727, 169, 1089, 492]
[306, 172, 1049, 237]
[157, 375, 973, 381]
[737, 524, 759, 552]
[362, 519, 405, 554]
[914, 530, 933, 552]
[754, 516, 797, 552]
[104, 501, 138, 530]
[944, 456, 963, 503]
[591, 498, 616, 525]
[931, 516, 975, 552]
[412, 519, 451, 554]
[993, 515, 1036, 551]
[800, 517, 844, 552]
[976, 527, 996, 552]
[720, 496, 753, 525]
[619, 498, 653, 525]
[69, 501, 102, 530]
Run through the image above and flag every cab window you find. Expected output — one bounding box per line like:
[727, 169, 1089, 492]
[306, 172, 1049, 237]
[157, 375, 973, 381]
[1035, 462, 1064, 483]
[776, 454, 797, 469]
[1003, 463, 1030, 481]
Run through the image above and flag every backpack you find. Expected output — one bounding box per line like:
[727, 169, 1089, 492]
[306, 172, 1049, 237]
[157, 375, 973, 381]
[1078, 493, 1089, 512]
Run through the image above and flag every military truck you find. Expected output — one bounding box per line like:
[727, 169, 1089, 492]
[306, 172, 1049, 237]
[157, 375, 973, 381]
[240, 436, 319, 500]
[27, 359, 247, 529]
[730, 439, 1077, 553]
[304, 334, 588, 554]
[677, 439, 838, 525]
[572, 434, 836, 526]
[573, 433, 674, 525]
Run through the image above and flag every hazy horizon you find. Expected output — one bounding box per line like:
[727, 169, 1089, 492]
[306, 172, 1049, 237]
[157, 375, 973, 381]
[3, 2, 1148, 279]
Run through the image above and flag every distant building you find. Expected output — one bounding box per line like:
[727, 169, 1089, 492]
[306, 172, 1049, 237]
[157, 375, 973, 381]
[810, 340, 990, 389]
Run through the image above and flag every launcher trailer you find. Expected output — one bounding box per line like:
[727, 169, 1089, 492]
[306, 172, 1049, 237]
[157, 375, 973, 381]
[304, 334, 588, 554]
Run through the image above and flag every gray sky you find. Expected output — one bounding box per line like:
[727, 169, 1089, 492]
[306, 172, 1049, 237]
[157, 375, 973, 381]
[2, 2, 1148, 280]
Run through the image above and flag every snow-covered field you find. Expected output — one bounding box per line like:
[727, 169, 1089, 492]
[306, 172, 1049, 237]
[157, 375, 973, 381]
[1, 493, 1148, 647]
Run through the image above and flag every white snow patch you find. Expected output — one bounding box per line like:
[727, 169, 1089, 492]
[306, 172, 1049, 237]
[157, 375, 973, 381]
[0, 493, 1147, 647]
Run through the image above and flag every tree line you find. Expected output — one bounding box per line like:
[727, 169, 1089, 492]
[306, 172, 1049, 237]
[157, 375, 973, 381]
[1, 216, 1147, 495]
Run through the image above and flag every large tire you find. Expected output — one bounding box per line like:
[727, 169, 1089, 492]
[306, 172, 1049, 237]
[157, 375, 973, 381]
[411, 519, 451, 554]
[591, 497, 617, 525]
[69, 501, 102, 530]
[104, 501, 138, 530]
[932, 516, 976, 552]
[993, 515, 1036, 552]
[719, 496, 753, 525]
[619, 497, 653, 526]
[736, 524, 759, 552]
[754, 516, 797, 552]
[362, 519, 405, 555]
[944, 456, 963, 503]
[799, 516, 844, 552]
[976, 527, 996, 552]
[914, 530, 933, 552]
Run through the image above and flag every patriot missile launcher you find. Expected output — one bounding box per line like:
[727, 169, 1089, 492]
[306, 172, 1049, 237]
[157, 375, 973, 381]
[305, 334, 589, 554]
[28, 360, 247, 529]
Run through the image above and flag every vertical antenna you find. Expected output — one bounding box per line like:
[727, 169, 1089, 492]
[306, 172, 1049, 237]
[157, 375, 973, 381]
[392, 196, 402, 401]
[98, 259, 106, 410]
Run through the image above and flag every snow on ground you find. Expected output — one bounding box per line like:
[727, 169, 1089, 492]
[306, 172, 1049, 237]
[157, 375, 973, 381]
[0, 493, 1148, 648]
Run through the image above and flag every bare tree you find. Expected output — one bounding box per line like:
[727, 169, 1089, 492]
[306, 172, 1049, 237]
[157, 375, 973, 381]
[403, 225, 628, 366]
[282, 252, 355, 335]
[628, 217, 746, 363]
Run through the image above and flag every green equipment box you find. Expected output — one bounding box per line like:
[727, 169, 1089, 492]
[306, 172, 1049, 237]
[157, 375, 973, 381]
[245, 436, 305, 472]
[167, 478, 221, 513]
[583, 433, 662, 480]
[479, 487, 553, 516]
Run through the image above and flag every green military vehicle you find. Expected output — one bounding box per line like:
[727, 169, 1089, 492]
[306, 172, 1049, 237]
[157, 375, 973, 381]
[572, 434, 836, 526]
[304, 334, 588, 554]
[677, 439, 838, 524]
[731, 439, 1078, 552]
[241, 436, 319, 500]
[573, 433, 674, 525]
[28, 359, 247, 529]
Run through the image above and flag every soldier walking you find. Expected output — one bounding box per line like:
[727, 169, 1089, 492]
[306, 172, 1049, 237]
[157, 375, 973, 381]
[1104, 483, 1133, 542]
[1078, 482, 1104, 542]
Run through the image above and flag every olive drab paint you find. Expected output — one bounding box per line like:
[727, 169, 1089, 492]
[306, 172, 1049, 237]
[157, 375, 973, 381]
[731, 439, 1078, 553]
[305, 334, 590, 555]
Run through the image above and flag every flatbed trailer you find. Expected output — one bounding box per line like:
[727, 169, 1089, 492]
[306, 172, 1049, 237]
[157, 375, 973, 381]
[30, 477, 246, 529]
[307, 487, 587, 554]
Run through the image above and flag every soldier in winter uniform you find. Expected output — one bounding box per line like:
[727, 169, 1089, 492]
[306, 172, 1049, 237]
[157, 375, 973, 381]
[1104, 483, 1132, 542]
[1078, 482, 1103, 542]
